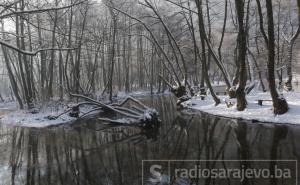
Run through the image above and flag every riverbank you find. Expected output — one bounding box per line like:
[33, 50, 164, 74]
[0, 101, 88, 128]
[0, 90, 168, 128]
[182, 91, 300, 125]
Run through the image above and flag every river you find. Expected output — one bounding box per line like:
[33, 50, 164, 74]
[0, 95, 298, 185]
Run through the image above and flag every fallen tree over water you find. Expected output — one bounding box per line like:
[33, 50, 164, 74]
[48, 94, 161, 128]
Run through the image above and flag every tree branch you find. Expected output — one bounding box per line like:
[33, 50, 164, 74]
[0, 0, 88, 19]
[107, 4, 182, 85]
[0, 39, 78, 56]
[165, 0, 197, 14]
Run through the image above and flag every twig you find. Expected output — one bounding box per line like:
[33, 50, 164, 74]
[0, 0, 88, 19]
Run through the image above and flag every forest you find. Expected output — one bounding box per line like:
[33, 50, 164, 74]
[1, 0, 300, 185]
[0, 0, 300, 121]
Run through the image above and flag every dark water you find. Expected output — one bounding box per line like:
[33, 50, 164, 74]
[0, 95, 299, 185]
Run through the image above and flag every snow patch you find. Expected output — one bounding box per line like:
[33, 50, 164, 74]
[0, 109, 76, 128]
[183, 92, 300, 125]
[0, 102, 97, 128]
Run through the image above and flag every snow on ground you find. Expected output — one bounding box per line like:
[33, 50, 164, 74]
[0, 109, 76, 128]
[0, 101, 17, 110]
[183, 91, 300, 125]
[0, 101, 18, 118]
[0, 90, 164, 128]
[0, 101, 98, 128]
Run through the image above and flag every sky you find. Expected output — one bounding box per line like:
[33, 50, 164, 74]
[3, 20, 15, 32]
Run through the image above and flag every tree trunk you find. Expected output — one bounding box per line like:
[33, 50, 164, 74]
[48, 0, 58, 98]
[125, 18, 131, 92]
[286, 43, 295, 91]
[107, 1, 117, 101]
[194, 1, 232, 90]
[285, 0, 300, 91]
[58, 51, 64, 100]
[1, 21, 24, 108]
[74, 3, 88, 94]
[64, 0, 74, 93]
[265, 0, 288, 114]
[235, 0, 247, 111]
[150, 45, 154, 94]
[2, 46, 24, 109]
[36, 14, 47, 101]
[195, 0, 221, 105]
[15, 1, 33, 109]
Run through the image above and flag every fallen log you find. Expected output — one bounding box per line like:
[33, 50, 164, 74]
[48, 94, 161, 128]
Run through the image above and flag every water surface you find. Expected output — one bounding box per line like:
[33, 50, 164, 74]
[0, 95, 299, 185]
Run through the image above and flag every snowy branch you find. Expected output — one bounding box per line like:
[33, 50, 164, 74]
[0, 0, 88, 19]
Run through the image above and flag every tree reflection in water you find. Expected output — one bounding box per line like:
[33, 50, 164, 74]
[0, 95, 298, 185]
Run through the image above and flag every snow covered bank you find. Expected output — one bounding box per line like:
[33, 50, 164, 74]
[0, 110, 76, 128]
[182, 92, 300, 125]
[0, 91, 163, 128]
[0, 101, 98, 128]
[0, 101, 17, 118]
[0, 101, 17, 110]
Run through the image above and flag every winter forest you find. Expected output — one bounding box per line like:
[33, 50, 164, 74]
[0, 0, 300, 184]
[0, 0, 299, 113]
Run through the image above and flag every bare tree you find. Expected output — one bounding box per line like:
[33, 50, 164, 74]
[259, 0, 289, 114]
[195, 0, 221, 105]
[283, 0, 300, 91]
[234, 0, 248, 111]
